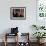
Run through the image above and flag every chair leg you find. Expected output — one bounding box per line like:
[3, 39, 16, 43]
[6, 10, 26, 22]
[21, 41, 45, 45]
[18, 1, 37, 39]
[4, 33, 7, 46]
[4, 41, 7, 46]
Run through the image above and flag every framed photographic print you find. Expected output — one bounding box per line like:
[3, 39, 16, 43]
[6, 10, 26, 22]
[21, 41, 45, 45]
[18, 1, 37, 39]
[10, 7, 26, 20]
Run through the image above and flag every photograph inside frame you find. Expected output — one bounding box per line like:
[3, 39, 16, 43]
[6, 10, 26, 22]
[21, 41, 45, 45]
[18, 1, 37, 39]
[13, 8, 24, 17]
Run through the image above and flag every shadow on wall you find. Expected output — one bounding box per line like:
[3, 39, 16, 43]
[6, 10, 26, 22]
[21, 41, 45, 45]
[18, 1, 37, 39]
[2, 28, 11, 34]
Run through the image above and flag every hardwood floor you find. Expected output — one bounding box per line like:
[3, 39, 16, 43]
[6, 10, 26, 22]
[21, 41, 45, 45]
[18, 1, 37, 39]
[0, 42, 46, 46]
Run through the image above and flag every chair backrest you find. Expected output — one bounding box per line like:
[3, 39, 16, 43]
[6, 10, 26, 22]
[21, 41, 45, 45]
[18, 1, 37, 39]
[11, 27, 18, 34]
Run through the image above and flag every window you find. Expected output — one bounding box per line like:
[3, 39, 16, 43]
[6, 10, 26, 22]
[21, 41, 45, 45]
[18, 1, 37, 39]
[37, 0, 46, 18]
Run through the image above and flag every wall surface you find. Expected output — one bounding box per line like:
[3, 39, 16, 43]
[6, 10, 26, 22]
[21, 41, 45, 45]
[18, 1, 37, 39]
[0, 0, 37, 42]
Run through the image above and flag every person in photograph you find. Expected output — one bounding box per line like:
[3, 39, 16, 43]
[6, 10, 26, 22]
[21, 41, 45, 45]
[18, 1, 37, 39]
[13, 9, 19, 17]
[19, 9, 24, 17]
[13, 9, 24, 17]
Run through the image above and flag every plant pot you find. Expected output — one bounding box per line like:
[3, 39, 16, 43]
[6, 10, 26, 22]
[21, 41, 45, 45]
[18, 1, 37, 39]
[40, 38, 45, 43]
[37, 39, 45, 44]
[37, 39, 40, 43]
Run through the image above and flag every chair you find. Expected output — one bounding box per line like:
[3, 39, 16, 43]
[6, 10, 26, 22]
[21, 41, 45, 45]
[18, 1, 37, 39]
[4, 27, 19, 46]
[4, 33, 18, 46]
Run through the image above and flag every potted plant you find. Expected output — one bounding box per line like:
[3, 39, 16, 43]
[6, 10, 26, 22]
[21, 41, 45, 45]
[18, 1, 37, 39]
[32, 25, 40, 30]
[32, 24, 45, 30]
[33, 32, 46, 43]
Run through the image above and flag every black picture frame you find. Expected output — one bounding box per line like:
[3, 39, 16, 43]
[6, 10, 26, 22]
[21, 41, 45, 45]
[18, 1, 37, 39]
[10, 7, 26, 20]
